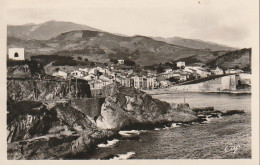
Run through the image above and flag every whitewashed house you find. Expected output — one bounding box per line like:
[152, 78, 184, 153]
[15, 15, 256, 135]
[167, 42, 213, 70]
[79, 68, 89, 75]
[177, 61, 185, 68]
[52, 71, 67, 79]
[71, 70, 84, 78]
[211, 66, 224, 75]
[225, 69, 243, 74]
[83, 74, 95, 81]
[160, 80, 171, 88]
[196, 69, 211, 78]
[165, 69, 173, 73]
[146, 76, 156, 89]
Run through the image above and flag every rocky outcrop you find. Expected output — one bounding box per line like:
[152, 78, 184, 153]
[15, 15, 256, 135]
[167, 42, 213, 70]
[97, 84, 198, 130]
[7, 101, 116, 160]
[7, 101, 57, 143]
[7, 60, 45, 78]
[7, 78, 91, 102]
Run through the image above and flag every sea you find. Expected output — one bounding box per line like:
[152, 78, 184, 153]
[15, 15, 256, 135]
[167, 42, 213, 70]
[84, 92, 251, 159]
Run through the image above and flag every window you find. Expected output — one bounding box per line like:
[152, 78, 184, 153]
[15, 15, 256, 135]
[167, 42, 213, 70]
[14, 52, 19, 57]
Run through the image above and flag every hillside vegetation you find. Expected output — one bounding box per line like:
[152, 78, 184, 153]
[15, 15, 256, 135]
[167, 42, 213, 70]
[207, 48, 251, 70]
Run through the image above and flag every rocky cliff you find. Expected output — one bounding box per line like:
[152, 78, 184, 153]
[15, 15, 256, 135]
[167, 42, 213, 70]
[7, 83, 200, 159]
[97, 84, 198, 130]
[7, 78, 91, 102]
[7, 101, 115, 159]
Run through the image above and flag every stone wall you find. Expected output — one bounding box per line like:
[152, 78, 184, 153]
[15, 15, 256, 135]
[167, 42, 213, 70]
[171, 75, 239, 92]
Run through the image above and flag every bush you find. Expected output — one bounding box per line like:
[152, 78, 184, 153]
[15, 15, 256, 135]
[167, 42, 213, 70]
[124, 60, 136, 66]
[52, 59, 77, 66]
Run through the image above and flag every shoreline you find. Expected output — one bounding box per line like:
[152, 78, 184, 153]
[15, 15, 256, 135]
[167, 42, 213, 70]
[143, 88, 251, 95]
[7, 84, 248, 160]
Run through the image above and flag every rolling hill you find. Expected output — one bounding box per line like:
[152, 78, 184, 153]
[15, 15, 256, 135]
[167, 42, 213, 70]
[152, 36, 237, 51]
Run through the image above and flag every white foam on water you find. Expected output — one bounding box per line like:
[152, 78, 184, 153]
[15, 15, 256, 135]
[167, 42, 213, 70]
[97, 139, 119, 148]
[203, 116, 213, 123]
[163, 126, 170, 130]
[140, 130, 147, 132]
[154, 128, 160, 130]
[119, 130, 140, 135]
[111, 152, 135, 160]
[171, 123, 180, 128]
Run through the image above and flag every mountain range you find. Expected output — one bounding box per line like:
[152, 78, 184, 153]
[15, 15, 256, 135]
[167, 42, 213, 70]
[7, 20, 250, 68]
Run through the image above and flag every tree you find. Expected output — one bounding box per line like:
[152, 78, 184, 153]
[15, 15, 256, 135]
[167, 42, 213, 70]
[168, 77, 179, 83]
[90, 62, 95, 67]
[110, 59, 118, 64]
[157, 66, 165, 73]
[235, 65, 240, 69]
[124, 60, 136, 66]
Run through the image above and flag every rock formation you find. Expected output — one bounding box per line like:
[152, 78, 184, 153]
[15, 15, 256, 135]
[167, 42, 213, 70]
[97, 83, 198, 130]
[7, 101, 115, 160]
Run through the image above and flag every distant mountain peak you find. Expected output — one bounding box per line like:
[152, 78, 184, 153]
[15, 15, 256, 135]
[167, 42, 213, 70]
[7, 20, 101, 40]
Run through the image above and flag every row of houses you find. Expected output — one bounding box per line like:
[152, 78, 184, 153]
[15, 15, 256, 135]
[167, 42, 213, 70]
[52, 66, 160, 90]
[52, 63, 245, 91]
[117, 76, 158, 89]
[161, 65, 243, 82]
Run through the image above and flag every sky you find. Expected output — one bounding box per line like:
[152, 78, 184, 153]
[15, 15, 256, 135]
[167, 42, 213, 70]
[4, 0, 258, 48]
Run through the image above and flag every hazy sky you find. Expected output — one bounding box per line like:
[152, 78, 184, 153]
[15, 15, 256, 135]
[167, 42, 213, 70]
[4, 0, 258, 48]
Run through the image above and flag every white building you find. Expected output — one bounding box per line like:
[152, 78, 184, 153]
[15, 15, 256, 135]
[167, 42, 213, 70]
[177, 61, 185, 68]
[79, 68, 89, 74]
[52, 71, 67, 79]
[131, 76, 144, 89]
[146, 77, 156, 89]
[71, 70, 84, 78]
[211, 66, 224, 75]
[89, 67, 107, 75]
[160, 80, 171, 88]
[196, 69, 211, 78]
[118, 59, 124, 65]
[239, 73, 251, 85]
[83, 74, 95, 81]
[225, 69, 243, 74]
[165, 69, 173, 73]
[8, 48, 25, 61]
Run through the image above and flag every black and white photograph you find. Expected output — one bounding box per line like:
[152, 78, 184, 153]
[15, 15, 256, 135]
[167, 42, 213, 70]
[1, 0, 259, 163]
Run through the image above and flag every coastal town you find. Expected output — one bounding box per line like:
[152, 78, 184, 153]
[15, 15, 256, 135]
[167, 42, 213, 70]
[8, 47, 251, 97]
[51, 59, 251, 94]
[5, 4, 254, 160]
